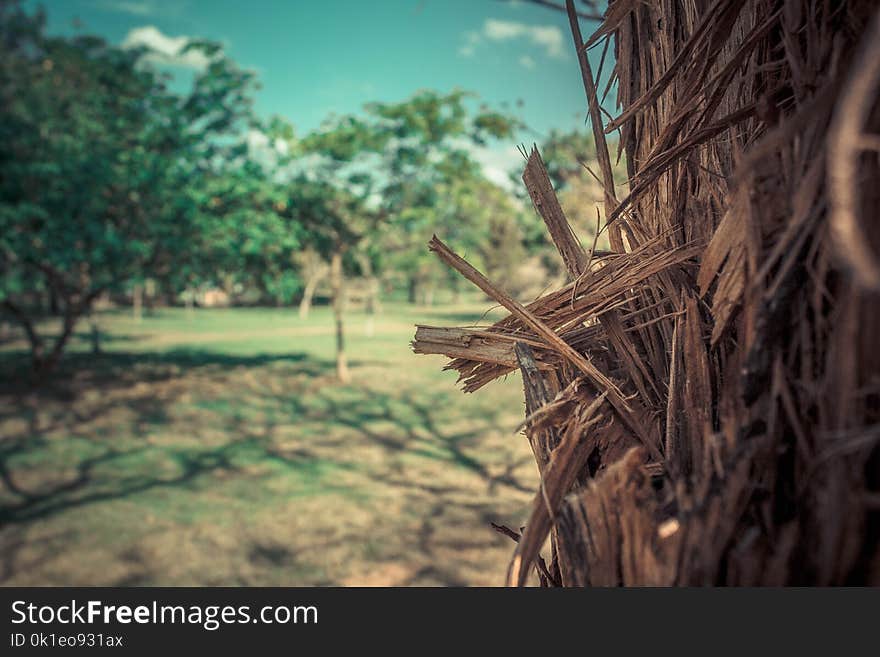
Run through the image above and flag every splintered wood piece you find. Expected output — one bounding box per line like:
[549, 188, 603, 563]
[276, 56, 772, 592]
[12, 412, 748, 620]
[515, 342, 560, 471]
[428, 235, 661, 459]
[522, 146, 587, 278]
[412, 325, 543, 368]
[430, 239, 701, 391]
[427, 236, 623, 399]
[507, 389, 609, 587]
[556, 447, 678, 586]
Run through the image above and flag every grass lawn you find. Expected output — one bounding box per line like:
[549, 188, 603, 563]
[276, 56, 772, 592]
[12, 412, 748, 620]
[0, 303, 538, 586]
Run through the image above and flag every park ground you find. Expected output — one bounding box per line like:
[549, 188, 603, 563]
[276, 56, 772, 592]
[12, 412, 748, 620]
[0, 303, 538, 586]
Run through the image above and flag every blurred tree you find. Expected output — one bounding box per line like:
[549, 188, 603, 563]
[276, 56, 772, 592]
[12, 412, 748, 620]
[285, 175, 369, 384]
[0, 0, 544, 383]
[0, 1, 257, 373]
[365, 90, 522, 303]
[294, 249, 328, 319]
[193, 160, 305, 307]
[381, 152, 536, 302]
[293, 115, 385, 383]
[287, 91, 522, 379]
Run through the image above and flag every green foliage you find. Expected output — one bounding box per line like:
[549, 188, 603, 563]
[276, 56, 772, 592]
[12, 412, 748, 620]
[281, 90, 526, 301]
[0, 0, 258, 368]
[193, 162, 306, 304]
[0, 0, 568, 372]
[300, 115, 386, 163]
[358, 91, 525, 299]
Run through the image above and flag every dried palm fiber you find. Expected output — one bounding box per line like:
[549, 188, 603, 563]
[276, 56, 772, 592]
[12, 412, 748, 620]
[412, 0, 880, 585]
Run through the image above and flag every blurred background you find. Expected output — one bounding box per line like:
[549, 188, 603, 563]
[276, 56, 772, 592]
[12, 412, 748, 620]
[0, 0, 616, 585]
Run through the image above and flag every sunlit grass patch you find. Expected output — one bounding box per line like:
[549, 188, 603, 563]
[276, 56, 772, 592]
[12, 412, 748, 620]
[0, 304, 536, 586]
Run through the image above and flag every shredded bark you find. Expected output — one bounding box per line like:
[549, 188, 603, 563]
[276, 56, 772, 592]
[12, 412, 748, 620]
[412, 0, 880, 586]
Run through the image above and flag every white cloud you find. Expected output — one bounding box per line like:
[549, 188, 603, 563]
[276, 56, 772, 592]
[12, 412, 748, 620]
[519, 55, 536, 70]
[121, 26, 214, 70]
[527, 25, 566, 58]
[459, 19, 567, 60]
[484, 19, 525, 40]
[484, 19, 565, 58]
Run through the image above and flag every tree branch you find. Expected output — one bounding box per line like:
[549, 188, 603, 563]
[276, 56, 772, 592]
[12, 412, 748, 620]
[496, 0, 603, 21]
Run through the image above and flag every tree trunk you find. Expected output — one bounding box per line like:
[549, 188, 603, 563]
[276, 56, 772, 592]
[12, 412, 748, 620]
[2, 299, 44, 366]
[145, 278, 157, 314]
[38, 291, 99, 376]
[40, 309, 77, 375]
[408, 276, 418, 304]
[298, 265, 327, 319]
[330, 249, 351, 383]
[48, 285, 60, 316]
[133, 284, 143, 323]
[356, 253, 380, 338]
[89, 314, 102, 355]
[364, 279, 377, 338]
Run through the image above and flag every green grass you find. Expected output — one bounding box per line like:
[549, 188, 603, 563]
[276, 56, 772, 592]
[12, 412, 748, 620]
[0, 303, 537, 586]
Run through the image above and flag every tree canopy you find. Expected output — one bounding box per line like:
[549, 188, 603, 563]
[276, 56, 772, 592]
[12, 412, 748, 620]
[0, 1, 258, 370]
[0, 0, 585, 377]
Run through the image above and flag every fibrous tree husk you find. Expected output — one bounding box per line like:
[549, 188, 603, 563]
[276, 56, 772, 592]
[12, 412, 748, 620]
[412, 0, 880, 586]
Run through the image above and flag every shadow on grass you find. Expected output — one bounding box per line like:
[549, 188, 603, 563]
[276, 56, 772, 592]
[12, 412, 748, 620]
[0, 349, 330, 394]
[283, 389, 533, 495]
[0, 347, 527, 511]
[0, 349, 337, 522]
[0, 345, 530, 585]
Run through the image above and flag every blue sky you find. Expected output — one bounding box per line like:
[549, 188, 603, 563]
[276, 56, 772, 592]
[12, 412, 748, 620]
[29, 0, 610, 185]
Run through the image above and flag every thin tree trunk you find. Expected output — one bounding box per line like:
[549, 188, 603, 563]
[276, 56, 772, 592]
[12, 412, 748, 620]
[48, 285, 60, 316]
[41, 309, 77, 374]
[133, 284, 143, 323]
[357, 253, 380, 338]
[299, 265, 326, 319]
[330, 249, 350, 383]
[39, 290, 101, 376]
[364, 281, 376, 338]
[89, 314, 102, 355]
[2, 299, 44, 366]
[145, 278, 156, 314]
[408, 276, 418, 304]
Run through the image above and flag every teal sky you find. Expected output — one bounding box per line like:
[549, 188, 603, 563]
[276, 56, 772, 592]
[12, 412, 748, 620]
[29, 0, 610, 185]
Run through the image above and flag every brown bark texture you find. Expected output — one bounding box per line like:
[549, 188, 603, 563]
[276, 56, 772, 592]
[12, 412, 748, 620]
[412, 0, 880, 586]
